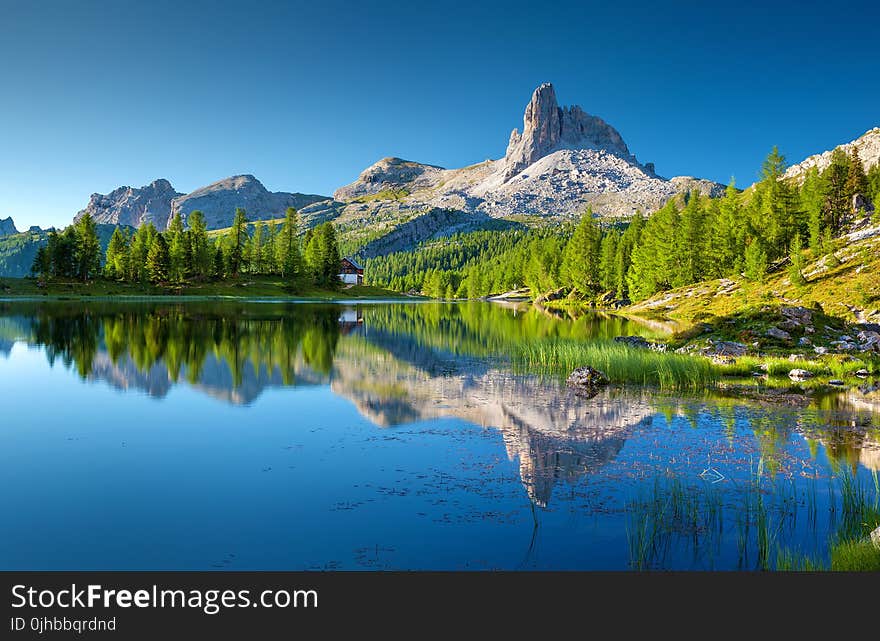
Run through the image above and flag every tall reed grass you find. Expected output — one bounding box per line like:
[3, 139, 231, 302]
[517, 339, 719, 390]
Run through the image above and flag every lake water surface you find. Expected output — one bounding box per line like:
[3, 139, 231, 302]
[1, 300, 877, 570]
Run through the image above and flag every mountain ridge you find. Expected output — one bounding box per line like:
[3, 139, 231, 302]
[75, 175, 327, 231]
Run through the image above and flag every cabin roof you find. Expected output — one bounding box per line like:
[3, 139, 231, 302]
[341, 256, 363, 271]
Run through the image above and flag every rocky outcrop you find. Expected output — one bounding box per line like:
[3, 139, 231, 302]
[75, 179, 182, 229]
[784, 127, 880, 182]
[0, 217, 17, 236]
[502, 82, 632, 180]
[170, 174, 327, 230]
[333, 157, 444, 201]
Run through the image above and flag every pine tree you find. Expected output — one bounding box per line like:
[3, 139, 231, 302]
[251, 222, 265, 274]
[146, 234, 171, 283]
[626, 200, 680, 300]
[867, 162, 880, 208]
[275, 207, 302, 281]
[31, 245, 51, 278]
[753, 146, 798, 260]
[128, 224, 157, 282]
[845, 147, 868, 203]
[263, 221, 278, 273]
[800, 167, 825, 255]
[228, 208, 248, 276]
[788, 233, 806, 286]
[743, 238, 768, 282]
[212, 245, 225, 279]
[74, 212, 102, 281]
[676, 191, 707, 285]
[48, 227, 78, 278]
[187, 211, 212, 279]
[166, 212, 189, 282]
[104, 226, 130, 279]
[599, 231, 619, 292]
[822, 148, 851, 234]
[712, 180, 744, 275]
[615, 213, 643, 298]
[561, 209, 601, 294]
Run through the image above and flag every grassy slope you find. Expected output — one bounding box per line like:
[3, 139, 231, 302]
[624, 227, 880, 326]
[0, 275, 409, 300]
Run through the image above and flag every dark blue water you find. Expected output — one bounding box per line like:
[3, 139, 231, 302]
[0, 301, 877, 570]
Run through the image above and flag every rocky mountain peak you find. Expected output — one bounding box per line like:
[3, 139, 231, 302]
[784, 127, 880, 183]
[333, 157, 445, 201]
[75, 179, 183, 229]
[0, 216, 18, 236]
[170, 175, 328, 230]
[502, 82, 632, 180]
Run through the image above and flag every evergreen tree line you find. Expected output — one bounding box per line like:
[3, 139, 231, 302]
[367, 146, 879, 301]
[31, 213, 103, 281]
[32, 208, 344, 289]
[625, 146, 877, 300]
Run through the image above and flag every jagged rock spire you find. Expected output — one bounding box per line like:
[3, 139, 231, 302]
[502, 82, 631, 180]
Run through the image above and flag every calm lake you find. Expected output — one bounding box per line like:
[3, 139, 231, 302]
[1, 300, 877, 570]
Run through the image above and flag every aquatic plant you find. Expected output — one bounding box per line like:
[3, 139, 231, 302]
[517, 339, 719, 390]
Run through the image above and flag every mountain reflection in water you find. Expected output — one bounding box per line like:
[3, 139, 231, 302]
[1, 300, 878, 510]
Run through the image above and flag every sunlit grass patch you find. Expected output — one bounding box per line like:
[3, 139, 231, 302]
[516, 339, 719, 390]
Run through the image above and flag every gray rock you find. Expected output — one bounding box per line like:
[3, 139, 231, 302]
[784, 128, 880, 185]
[75, 178, 183, 229]
[781, 305, 813, 324]
[766, 327, 792, 341]
[872, 526, 880, 551]
[614, 335, 651, 349]
[75, 175, 327, 231]
[566, 367, 609, 395]
[0, 216, 17, 236]
[502, 83, 631, 180]
[705, 340, 749, 356]
[814, 346, 828, 355]
[853, 193, 875, 214]
[855, 369, 870, 377]
[779, 319, 802, 332]
[789, 369, 814, 381]
[828, 379, 846, 386]
[171, 175, 327, 230]
[798, 337, 812, 346]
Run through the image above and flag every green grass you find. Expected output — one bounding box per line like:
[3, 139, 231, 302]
[626, 233, 880, 325]
[353, 188, 410, 203]
[716, 354, 878, 379]
[516, 338, 718, 390]
[830, 540, 880, 571]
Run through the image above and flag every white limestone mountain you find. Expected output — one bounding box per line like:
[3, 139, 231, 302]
[310, 82, 725, 256]
[330, 83, 724, 218]
[76, 175, 327, 231]
[76, 179, 182, 229]
[783, 127, 880, 182]
[169, 175, 327, 230]
[0, 216, 18, 236]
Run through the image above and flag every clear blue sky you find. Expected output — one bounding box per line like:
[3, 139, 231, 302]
[1, 0, 878, 230]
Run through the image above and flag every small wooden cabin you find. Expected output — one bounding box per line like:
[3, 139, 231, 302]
[339, 257, 364, 285]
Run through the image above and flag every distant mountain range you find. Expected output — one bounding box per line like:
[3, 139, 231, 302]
[73, 175, 327, 230]
[1, 82, 878, 276]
